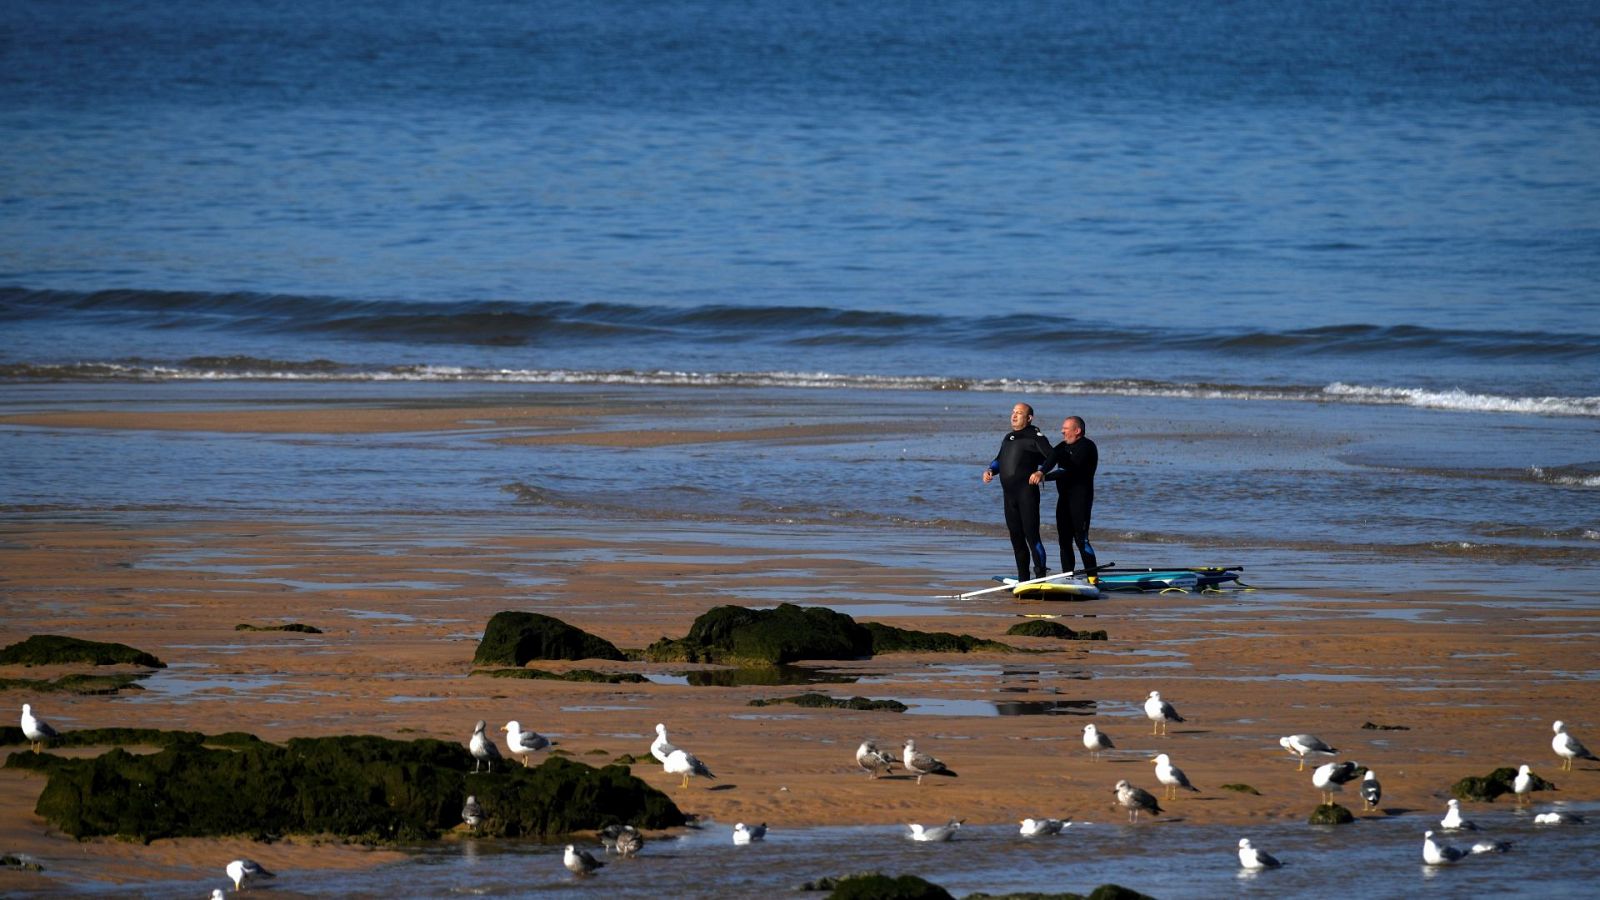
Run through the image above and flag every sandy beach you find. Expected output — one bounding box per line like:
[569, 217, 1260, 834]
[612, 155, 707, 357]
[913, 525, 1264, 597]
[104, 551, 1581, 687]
[3, 402, 1597, 894]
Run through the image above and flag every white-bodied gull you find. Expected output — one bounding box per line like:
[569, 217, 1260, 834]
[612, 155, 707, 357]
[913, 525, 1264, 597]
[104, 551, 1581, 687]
[563, 844, 605, 876]
[1552, 720, 1597, 771]
[1153, 753, 1199, 800]
[1422, 830, 1465, 866]
[1144, 691, 1184, 736]
[906, 819, 963, 841]
[650, 723, 679, 764]
[1019, 817, 1068, 837]
[1360, 769, 1381, 811]
[732, 822, 767, 844]
[1312, 760, 1360, 805]
[663, 746, 715, 788]
[1237, 837, 1282, 870]
[1513, 764, 1535, 806]
[226, 859, 275, 891]
[468, 720, 501, 773]
[502, 720, 551, 766]
[1278, 734, 1338, 771]
[1440, 798, 1478, 831]
[1083, 723, 1114, 760]
[20, 704, 59, 753]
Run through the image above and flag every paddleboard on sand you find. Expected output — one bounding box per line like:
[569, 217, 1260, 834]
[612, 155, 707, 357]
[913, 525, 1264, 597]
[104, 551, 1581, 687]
[1012, 580, 1101, 601]
[1094, 569, 1241, 592]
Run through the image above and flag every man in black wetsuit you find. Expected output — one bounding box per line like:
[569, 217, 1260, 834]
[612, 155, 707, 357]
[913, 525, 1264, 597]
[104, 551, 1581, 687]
[983, 402, 1053, 582]
[1030, 415, 1099, 581]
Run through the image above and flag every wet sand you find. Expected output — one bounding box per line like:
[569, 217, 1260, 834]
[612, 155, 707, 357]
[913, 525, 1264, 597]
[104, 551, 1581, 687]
[2, 406, 1598, 893]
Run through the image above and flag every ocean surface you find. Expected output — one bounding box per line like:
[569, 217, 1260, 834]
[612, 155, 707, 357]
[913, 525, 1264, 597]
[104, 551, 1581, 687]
[1, 1, 1598, 895]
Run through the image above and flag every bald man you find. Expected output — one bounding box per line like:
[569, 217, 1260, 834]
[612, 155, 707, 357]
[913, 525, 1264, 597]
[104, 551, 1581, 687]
[984, 402, 1053, 581]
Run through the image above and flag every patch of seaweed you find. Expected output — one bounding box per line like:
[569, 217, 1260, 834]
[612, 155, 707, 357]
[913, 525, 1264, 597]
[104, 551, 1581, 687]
[473, 612, 626, 667]
[748, 693, 907, 712]
[235, 623, 323, 633]
[469, 668, 647, 684]
[1004, 621, 1108, 641]
[0, 635, 165, 668]
[7, 735, 681, 842]
[0, 673, 147, 695]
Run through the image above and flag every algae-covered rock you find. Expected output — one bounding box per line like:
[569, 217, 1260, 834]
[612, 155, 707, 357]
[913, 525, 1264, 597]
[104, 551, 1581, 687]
[862, 622, 1016, 654]
[1452, 766, 1556, 802]
[0, 726, 260, 750]
[644, 604, 874, 665]
[0, 673, 148, 695]
[474, 612, 626, 667]
[0, 635, 165, 668]
[236, 623, 323, 633]
[1220, 783, 1262, 795]
[748, 693, 907, 712]
[825, 873, 955, 900]
[1005, 621, 1109, 641]
[14, 734, 680, 842]
[966, 888, 1155, 900]
[1309, 803, 1355, 824]
[470, 667, 647, 684]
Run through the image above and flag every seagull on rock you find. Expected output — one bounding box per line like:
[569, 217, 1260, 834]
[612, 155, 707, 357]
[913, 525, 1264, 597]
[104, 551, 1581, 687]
[502, 720, 551, 766]
[1083, 723, 1114, 760]
[225, 859, 274, 891]
[1144, 691, 1184, 736]
[20, 704, 59, 753]
[1114, 779, 1163, 823]
[1237, 837, 1282, 870]
[1153, 753, 1199, 800]
[1552, 720, 1597, 771]
[1312, 761, 1361, 805]
[469, 720, 502, 773]
[1278, 734, 1338, 771]
[903, 739, 958, 784]
[856, 740, 896, 779]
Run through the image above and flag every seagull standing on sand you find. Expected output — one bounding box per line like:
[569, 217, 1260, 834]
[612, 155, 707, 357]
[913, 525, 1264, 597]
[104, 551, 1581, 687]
[856, 740, 896, 779]
[663, 745, 715, 788]
[1513, 764, 1535, 805]
[1113, 780, 1163, 823]
[461, 795, 483, 832]
[225, 859, 275, 891]
[502, 721, 551, 767]
[732, 822, 767, 844]
[1552, 720, 1597, 771]
[1440, 798, 1479, 831]
[651, 723, 679, 764]
[1083, 723, 1114, 760]
[1237, 837, 1282, 870]
[1153, 753, 1199, 800]
[563, 844, 605, 876]
[599, 824, 644, 857]
[1312, 761, 1361, 805]
[469, 720, 502, 773]
[1278, 734, 1338, 771]
[906, 819, 963, 841]
[1360, 769, 1381, 811]
[1422, 830, 1466, 866]
[1019, 817, 1068, 837]
[1144, 691, 1184, 736]
[20, 704, 59, 753]
[902, 739, 958, 785]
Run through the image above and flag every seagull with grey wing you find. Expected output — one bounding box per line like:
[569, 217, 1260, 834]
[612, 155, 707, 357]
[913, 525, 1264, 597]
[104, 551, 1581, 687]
[906, 818, 963, 841]
[1552, 720, 1598, 771]
[1422, 830, 1466, 866]
[599, 824, 643, 857]
[225, 859, 274, 891]
[502, 720, 552, 767]
[461, 795, 483, 832]
[1113, 779, 1163, 823]
[564, 844, 605, 876]
[856, 740, 896, 779]
[20, 704, 59, 753]
[1237, 837, 1282, 870]
[469, 719, 502, 773]
[1144, 691, 1184, 736]
[651, 723, 679, 764]
[1278, 734, 1338, 771]
[903, 739, 958, 785]
[1360, 768, 1381, 810]
[1153, 753, 1199, 800]
[1083, 723, 1114, 760]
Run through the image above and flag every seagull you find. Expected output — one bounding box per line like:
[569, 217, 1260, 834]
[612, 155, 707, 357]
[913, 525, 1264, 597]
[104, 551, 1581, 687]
[1237, 837, 1282, 870]
[469, 720, 502, 773]
[1440, 798, 1478, 831]
[1144, 691, 1184, 736]
[502, 720, 551, 766]
[563, 844, 605, 876]
[20, 704, 59, 753]
[732, 822, 767, 845]
[650, 723, 679, 764]
[461, 795, 483, 832]
[906, 819, 963, 841]
[1552, 720, 1597, 771]
[1113, 779, 1163, 823]
[1083, 724, 1114, 760]
[1360, 769, 1381, 811]
[856, 740, 896, 779]
[1152, 753, 1199, 800]
[1312, 761, 1361, 805]
[1422, 830, 1465, 866]
[662, 747, 715, 788]
[1533, 811, 1585, 825]
[1470, 839, 1513, 854]
[1513, 764, 1535, 806]
[1278, 734, 1338, 771]
[902, 739, 958, 785]
[212, 890, 226, 900]
[225, 859, 275, 891]
[1019, 817, 1068, 837]
[599, 824, 644, 857]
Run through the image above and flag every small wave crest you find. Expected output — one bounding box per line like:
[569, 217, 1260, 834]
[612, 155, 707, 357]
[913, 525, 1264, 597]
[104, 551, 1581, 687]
[1527, 465, 1600, 488]
[1324, 383, 1600, 418]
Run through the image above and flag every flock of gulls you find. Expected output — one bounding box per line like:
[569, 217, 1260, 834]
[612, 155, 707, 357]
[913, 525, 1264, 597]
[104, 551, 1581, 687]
[15, 692, 1598, 888]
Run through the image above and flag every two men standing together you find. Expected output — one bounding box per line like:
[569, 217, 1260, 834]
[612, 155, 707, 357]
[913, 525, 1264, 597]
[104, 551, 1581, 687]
[982, 403, 1099, 584]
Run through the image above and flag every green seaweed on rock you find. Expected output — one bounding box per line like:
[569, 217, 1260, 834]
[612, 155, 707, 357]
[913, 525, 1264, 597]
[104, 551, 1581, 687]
[0, 634, 165, 668]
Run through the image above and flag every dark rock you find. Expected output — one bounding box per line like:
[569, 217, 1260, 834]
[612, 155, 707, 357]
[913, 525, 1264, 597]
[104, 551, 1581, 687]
[1309, 803, 1355, 824]
[861, 622, 1015, 654]
[473, 612, 625, 667]
[1, 726, 261, 750]
[967, 889, 1155, 900]
[1005, 621, 1109, 641]
[0, 634, 165, 668]
[1453, 766, 1556, 802]
[0, 854, 44, 872]
[748, 693, 907, 712]
[644, 604, 874, 665]
[0, 673, 148, 695]
[470, 667, 647, 684]
[1220, 783, 1261, 795]
[1360, 721, 1409, 731]
[825, 873, 955, 900]
[9, 734, 681, 842]
[235, 623, 323, 633]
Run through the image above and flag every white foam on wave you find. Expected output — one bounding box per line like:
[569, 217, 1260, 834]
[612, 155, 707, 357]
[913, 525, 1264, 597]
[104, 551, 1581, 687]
[1528, 466, 1600, 489]
[1323, 383, 1600, 418]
